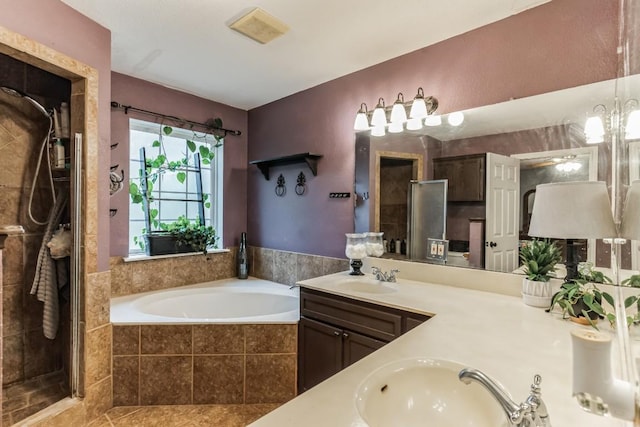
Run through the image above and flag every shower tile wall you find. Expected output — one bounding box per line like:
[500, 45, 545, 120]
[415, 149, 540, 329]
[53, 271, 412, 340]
[0, 53, 72, 408]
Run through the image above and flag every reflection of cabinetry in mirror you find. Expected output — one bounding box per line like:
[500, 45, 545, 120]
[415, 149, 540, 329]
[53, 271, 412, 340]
[433, 154, 485, 202]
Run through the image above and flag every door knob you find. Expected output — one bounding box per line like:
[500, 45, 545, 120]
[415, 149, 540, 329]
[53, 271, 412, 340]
[486, 241, 497, 248]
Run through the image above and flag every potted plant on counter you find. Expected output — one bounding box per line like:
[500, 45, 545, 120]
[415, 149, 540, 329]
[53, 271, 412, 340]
[547, 279, 614, 328]
[519, 239, 562, 307]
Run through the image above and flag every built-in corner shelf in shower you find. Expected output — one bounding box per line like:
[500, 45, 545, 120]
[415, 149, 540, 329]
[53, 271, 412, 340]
[250, 152, 322, 180]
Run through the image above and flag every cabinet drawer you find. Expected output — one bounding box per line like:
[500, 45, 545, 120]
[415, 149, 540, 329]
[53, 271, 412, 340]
[301, 289, 402, 342]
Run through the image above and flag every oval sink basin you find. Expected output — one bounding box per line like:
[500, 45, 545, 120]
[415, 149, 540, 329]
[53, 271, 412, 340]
[356, 358, 506, 427]
[336, 278, 397, 294]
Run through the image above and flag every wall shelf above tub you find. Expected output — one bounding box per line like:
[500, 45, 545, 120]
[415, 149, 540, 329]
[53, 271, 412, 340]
[250, 152, 323, 180]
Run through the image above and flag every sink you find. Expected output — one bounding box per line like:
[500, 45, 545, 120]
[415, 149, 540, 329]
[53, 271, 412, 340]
[335, 278, 397, 294]
[355, 358, 506, 427]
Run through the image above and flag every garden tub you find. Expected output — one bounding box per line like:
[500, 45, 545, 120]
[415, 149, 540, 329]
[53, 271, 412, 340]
[110, 277, 300, 324]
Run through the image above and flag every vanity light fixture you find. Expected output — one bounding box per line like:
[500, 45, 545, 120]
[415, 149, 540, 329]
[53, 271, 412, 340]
[353, 103, 370, 131]
[584, 100, 640, 143]
[528, 181, 617, 282]
[353, 89, 438, 136]
[370, 98, 388, 127]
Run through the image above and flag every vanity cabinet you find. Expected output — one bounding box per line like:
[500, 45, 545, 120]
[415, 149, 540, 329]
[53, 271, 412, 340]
[433, 154, 485, 202]
[298, 288, 430, 393]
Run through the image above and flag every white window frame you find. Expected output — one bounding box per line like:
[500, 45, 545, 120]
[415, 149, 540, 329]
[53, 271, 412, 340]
[128, 118, 223, 255]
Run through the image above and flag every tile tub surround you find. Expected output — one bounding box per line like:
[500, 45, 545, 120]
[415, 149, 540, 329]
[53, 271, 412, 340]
[112, 324, 297, 407]
[249, 264, 630, 427]
[110, 247, 348, 297]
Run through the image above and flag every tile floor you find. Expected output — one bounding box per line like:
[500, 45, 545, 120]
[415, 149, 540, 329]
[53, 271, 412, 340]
[87, 404, 279, 427]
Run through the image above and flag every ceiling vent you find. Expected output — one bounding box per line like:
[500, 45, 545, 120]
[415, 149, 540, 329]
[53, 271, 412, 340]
[229, 8, 289, 45]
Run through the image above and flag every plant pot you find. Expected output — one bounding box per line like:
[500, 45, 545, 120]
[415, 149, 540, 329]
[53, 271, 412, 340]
[144, 232, 195, 256]
[569, 299, 601, 324]
[522, 278, 552, 308]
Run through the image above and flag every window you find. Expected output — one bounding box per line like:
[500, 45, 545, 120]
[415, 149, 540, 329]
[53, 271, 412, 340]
[128, 118, 223, 255]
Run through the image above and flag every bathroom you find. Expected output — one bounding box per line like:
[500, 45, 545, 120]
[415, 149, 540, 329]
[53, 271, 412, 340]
[1, 0, 639, 426]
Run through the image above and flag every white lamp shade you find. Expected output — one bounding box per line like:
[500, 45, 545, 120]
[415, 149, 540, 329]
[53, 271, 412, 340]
[390, 103, 407, 124]
[388, 121, 404, 133]
[409, 98, 427, 119]
[625, 110, 640, 140]
[528, 181, 616, 239]
[621, 180, 640, 240]
[353, 112, 369, 131]
[584, 116, 605, 143]
[447, 111, 465, 126]
[405, 117, 423, 130]
[424, 114, 442, 126]
[370, 125, 386, 137]
[371, 106, 387, 127]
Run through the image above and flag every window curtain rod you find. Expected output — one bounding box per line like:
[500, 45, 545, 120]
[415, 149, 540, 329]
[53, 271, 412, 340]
[110, 101, 242, 137]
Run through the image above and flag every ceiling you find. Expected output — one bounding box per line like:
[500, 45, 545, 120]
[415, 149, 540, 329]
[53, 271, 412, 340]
[61, 0, 549, 110]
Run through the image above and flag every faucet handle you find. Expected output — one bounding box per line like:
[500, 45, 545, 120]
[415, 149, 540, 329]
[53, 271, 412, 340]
[371, 266, 381, 273]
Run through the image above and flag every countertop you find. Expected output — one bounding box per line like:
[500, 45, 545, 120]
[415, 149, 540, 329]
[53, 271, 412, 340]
[249, 259, 632, 427]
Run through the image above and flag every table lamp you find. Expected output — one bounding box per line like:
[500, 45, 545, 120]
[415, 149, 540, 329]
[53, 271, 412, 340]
[528, 181, 617, 282]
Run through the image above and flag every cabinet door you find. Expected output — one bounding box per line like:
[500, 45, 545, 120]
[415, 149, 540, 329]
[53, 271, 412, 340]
[433, 159, 460, 200]
[298, 317, 343, 393]
[342, 330, 386, 368]
[459, 156, 485, 201]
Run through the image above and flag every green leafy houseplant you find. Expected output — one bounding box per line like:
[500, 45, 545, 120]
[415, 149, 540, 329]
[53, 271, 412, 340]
[547, 279, 615, 329]
[519, 239, 562, 282]
[167, 216, 219, 255]
[128, 123, 223, 253]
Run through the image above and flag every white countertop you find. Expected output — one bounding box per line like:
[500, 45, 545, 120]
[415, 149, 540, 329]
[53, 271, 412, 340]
[249, 259, 632, 427]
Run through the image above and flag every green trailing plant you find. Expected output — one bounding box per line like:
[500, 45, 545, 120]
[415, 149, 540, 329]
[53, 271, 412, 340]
[621, 274, 640, 288]
[547, 279, 615, 329]
[167, 216, 219, 255]
[577, 261, 612, 284]
[129, 123, 223, 251]
[519, 239, 562, 282]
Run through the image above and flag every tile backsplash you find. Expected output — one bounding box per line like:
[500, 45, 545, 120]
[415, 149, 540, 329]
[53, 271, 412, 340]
[110, 247, 348, 297]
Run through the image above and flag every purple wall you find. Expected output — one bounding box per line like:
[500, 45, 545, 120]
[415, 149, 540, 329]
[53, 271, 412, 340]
[0, 0, 111, 271]
[247, 0, 619, 258]
[110, 73, 249, 255]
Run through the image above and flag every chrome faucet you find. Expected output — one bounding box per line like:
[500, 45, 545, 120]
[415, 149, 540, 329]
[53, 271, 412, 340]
[371, 266, 399, 282]
[458, 368, 551, 427]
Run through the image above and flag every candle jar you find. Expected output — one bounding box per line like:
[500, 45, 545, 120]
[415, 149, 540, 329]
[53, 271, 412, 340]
[365, 232, 384, 257]
[345, 233, 367, 275]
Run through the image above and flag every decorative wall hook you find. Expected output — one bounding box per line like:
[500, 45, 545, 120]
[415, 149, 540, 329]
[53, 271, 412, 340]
[295, 171, 306, 195]
[275, 174, 286, 197]
[110, 168, 125, 195]
[109, 208, 118, 217]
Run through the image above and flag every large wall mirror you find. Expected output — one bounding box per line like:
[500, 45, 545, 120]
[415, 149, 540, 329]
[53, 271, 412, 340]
[354, 74, 640, 274]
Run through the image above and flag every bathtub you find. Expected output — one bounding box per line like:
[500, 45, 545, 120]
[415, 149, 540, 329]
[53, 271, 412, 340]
[110, 277, 299, 324]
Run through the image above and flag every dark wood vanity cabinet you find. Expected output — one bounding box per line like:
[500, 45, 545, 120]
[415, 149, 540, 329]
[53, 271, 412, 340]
[297, 288, 430, 393]
[433, 154, 485, 202]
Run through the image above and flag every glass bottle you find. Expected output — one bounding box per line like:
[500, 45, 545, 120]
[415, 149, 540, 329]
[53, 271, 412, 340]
[238, 232, 248, 279]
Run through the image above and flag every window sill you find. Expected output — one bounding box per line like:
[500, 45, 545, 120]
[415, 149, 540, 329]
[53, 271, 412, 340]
[124, 248, 230, 263]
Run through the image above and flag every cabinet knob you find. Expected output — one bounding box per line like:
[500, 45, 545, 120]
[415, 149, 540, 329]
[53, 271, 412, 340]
[343, 332, 350, 339]
[333, 331, 340, 336]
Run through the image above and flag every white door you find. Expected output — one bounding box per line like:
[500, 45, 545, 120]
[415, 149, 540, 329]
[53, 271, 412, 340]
[485, 153, 520, 272]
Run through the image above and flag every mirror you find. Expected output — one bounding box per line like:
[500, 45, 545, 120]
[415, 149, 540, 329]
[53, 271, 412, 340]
[355, 75, 640, 273]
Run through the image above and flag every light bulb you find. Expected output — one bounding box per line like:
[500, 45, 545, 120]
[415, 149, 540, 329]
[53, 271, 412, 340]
[447, 111, 464, 126]
[353, 103, 369, 131]
[390, 93, 408, 124]
[371, 98, 387, 127]
[388, 121, 404, 133]
[424, 115, 442, 126]
[406, 117, 423, 131]
[409, 87, 427, 119]
[584, 116, 605, 144]
[625, 109, 640, 140]
[371, 126, 386, 137]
